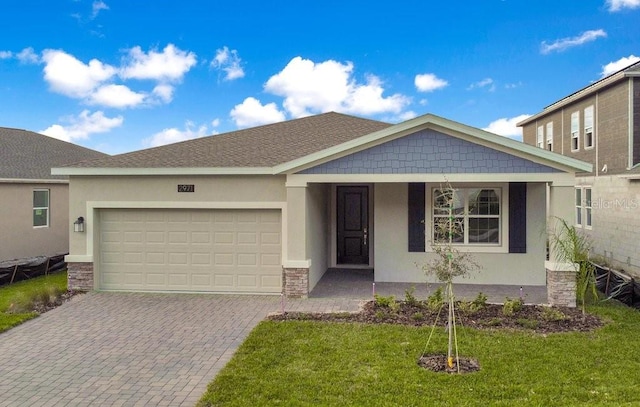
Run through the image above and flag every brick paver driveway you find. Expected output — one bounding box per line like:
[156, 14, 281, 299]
[0, 292, 360, 406]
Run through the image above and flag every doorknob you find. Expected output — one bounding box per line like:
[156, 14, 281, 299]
[363, 227, 368, 246]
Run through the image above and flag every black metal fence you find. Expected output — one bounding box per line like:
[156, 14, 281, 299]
[0, 254, 67, 286]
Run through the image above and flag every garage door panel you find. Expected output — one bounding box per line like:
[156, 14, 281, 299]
[99, 208, 282, 293]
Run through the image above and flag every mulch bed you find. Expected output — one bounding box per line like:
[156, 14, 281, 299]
[269, 300, 603, 334]
[30, 290, 81, 314]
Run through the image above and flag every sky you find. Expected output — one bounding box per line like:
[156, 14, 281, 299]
[1, 0, 639, 155]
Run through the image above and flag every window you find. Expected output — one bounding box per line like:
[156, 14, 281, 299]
[584, 105, 594, 149]
[546, 122, 553, 151]
[575, 188, 582, 227]
[571, 111, 580, 151]
[536, 125, 544, 148]
[33, 189, 49, 227]
[585, 188, 592, 228]
[433, 188, 501, 245]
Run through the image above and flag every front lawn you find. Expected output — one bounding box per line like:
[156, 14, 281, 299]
[199, 302, 640, 406]
[0, 271, 68, 333]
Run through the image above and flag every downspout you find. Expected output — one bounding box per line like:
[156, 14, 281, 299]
[595, 93, 599, 177]
[629, 77, 634, 170]
[561, 108, 565, 155]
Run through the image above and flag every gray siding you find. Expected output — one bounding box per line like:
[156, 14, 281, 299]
[301, 129, 560, 174]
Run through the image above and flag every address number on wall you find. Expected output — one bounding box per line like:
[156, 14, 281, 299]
[177, 184, 195, 193]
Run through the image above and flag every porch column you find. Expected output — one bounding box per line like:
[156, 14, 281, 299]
[546, 181, 578, 307]
[283, 182, 310, 298]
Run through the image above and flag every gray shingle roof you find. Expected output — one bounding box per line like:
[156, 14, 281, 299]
[65, 112, 392, 168]
[0, 128, 108, 179]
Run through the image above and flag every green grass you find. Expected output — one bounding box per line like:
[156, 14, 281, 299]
[198, 301, 640, 407]
[0, 271, 67, 333]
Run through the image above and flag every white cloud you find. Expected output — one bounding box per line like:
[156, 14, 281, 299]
[120, 44, 197, 82]
[264, 56, 409, 118]
[40, 110, 123, 142]
[152, 84, 174, 103]
[398, 111, 418, 121]
[143, 121, 210, 147]
[211, 118, 220, 127]
[601, 55, 640, 77]
[42, 49, 116, 98]
[468, 78, 495, 92]
[210, 46, 245, 81]
[0, 51, 12, 59]
[89, 84, 146, 108]
[16, 47, 39, 64]
[415, 73, 448, 92]
[91, 0, 109, 19]
[540, 29, 607, 54]
[606, 0, 640, 11]
[230, 97, 286, 128]
[483, 114, 532, 139]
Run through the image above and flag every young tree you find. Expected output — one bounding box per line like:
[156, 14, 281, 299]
[422, 185, 480, 370]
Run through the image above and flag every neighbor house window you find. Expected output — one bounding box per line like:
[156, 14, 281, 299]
[433, 188, 501, 245]
[546, 122, 553, 151]
[575, 188, 582, 227]
[584, 105, 594, 149]
[571, 111, 580, 151]
[536, 125, 544, 148]
[585, 187, 592, 228]
[33, 189, 49, 227]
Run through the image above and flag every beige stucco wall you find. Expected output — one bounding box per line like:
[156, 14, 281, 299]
[0, 182, 69, 261]
[306, 183, 330, 290]
[373, 182, 548, 286]
[68, 175, 287, 258]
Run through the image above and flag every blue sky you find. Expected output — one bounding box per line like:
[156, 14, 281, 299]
[1, 0, 639, 154]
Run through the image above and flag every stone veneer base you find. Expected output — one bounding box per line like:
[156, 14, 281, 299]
[67, 262, 94, 291]
[547, 268, 577, 307]
[283, 267, 309, 298]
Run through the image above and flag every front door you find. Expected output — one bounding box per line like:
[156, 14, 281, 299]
[337, 186, 369, 264]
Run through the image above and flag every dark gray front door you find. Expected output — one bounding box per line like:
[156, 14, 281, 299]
[337, 186, 369, 264]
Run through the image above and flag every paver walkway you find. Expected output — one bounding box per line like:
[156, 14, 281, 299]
[0, 292, 359, 407]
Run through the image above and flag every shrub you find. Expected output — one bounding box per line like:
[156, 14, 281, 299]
[411, 312, 424, 321]
[472, 292, 488, 309]
[502, 297, 524, 316]
[404, 286, 419, 307]
[516, 318, 540, 329]
[541, 306, 568, 322]
[426, 287, 444, 312]
[374, 294, 396, 308]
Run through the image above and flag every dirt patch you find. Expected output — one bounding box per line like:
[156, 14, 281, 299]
[30, 290, 81, 314]
[269, 300, 603, 334]
[418, 354, 480, 374]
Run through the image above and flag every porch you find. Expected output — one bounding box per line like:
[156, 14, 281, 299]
[309, 268, 548, 304]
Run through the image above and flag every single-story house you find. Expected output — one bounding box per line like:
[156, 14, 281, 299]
[0, 127, 107, 262]
[53, 112, 591, 304]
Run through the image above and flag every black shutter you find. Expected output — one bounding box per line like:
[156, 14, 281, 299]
[408, 183, 426, 252]
[509, 182, 527, 253]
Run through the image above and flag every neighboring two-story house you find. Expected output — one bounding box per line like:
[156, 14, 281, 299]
[519, 60, 640, 276]
[0, 127, 107, 262]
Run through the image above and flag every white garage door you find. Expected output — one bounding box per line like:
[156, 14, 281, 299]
[98, 209, 282, 293]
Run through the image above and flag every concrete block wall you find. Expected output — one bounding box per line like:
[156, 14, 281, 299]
[578, 175, 640, 277]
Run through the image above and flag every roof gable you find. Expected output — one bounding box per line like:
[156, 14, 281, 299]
[0, 127, 108, 180]
[298, 129, 561, 174]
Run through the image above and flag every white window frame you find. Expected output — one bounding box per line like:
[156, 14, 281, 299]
[571, 111, 580, 152]
[536, 125, 544, 148]
[575, 188, 583, 228]
[584, 105, 594, 149]
[427, 184, 508, 253]
[546, 122, 553, 151]
[33, 189, 50, 228]
[585, 187, 592, 229]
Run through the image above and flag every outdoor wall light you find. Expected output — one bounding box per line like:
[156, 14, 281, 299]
[73, 216, 85, 233]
